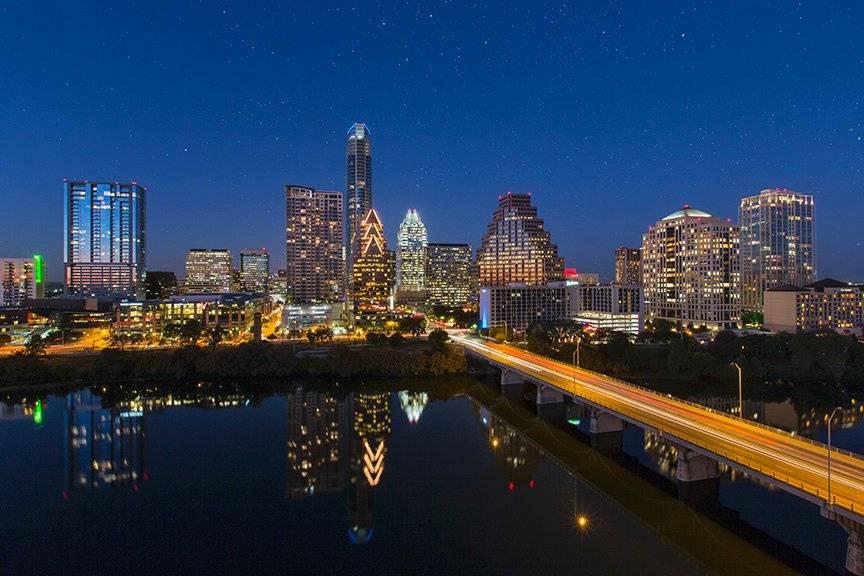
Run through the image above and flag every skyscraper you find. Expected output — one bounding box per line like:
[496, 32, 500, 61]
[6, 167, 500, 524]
[64, 180, 146, 298]
[425, 243, 472, 307]
[352, 209, 392, 310]
[285, 185, 343, 303]
[642, 206, 740, 329]
[614, 247, 642, 285]
[240, 249, 270, 293]
[184, 249, 232, 293]
[395, 209, 428, 292]
[346, 123, 372, 291]
[0, 256, 43, 305]
[476, 192, 564, 287]
[739, 188, 816, 311]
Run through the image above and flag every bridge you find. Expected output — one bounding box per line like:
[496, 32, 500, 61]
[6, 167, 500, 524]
[455, 334, 864, 575]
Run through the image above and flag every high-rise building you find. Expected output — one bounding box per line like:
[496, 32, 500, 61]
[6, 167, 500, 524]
[425, 243, 472, 307]
[739, 188, 816, 311]
[346, 123, 372, 292]
[184, 249, 232, 293]
[764, 278, 863, 336]
[352, 209, 392, 310]
[642, 206, 740, 329]
[614, 247, 642, 285]
[395, 209, 428, 292]
[240, 249, 270, 293]
[144, 271, 178, 299]
[64, 180, 146, 298]
[285, 185, 343, 303]
[0, 256, 43, 306]
[476, 193, 564, 287]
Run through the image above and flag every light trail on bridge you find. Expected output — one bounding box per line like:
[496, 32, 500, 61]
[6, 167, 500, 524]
[454, 335, 864, 521]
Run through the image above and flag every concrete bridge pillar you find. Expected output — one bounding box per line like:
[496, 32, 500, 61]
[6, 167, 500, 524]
[500, 368, 524, 386]
[536, 385, 564, 405]
[821, 508, 864, 576]
[589, 408, 624, 452]
[675, 447, 720, 507]
[675, 448, 719, 482]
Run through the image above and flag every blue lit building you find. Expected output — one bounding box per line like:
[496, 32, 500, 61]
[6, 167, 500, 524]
[64, 180, 147, 298]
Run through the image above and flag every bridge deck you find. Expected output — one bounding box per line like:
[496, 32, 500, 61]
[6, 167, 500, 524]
[456, 335, 864, 523]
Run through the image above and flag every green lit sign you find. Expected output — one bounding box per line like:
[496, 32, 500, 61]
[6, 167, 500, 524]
[33, 254, 43, 284]
[33, 400, 43, 425]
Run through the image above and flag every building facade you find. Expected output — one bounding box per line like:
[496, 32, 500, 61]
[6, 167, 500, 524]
[479, 284, 571, 332]
[642, 206, 740, 330]
[570, 283, 643, 334]
[346, 123, 372, 289]
[285, 185, 343, 303]
[739, 188, 816, 311]
[425, 243, 472, 307]
[184, 249, 232, 293]
[144, 271, 178, 300]
[395, 209, 428, 292]
[64, 180, 146, 298]
[240, 249, 270, 293]
[0, 256, 43, 306]
[352, 209, 392, 310]
[476, 193, 564, 287]
[614, 247, 642, 285]
[764, 279, 863, 336]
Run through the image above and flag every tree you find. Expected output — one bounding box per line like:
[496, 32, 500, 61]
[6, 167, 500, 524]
[25, 335, 48, 356]
[388, 332, 405, 347]
[208, 324, 225, 348]
[162, 322, 184, 341]
[0, 334, 11, 346]
[428, 328, 449, 351]
[180, 319, 203, 344]
[398, 316, 426, 336]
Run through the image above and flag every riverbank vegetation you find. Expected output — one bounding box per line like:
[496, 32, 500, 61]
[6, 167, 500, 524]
[0, 332, 466, 387]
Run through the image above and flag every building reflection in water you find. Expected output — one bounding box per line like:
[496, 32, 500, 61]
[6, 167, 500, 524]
[64, 389, 146, 495]
[283, 388, 392, 544]
[473, 406, 543, 492]
[398, 390, 428, 424]
[285, 387, 343, 499]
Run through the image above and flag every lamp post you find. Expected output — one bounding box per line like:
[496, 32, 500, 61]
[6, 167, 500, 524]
[730, 362, 743, 418]
[502, 320, 508, 343]
[827, 406, 842, 508]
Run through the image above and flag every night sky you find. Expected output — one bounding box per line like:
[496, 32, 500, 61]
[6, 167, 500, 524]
[1, 2, 862, 281]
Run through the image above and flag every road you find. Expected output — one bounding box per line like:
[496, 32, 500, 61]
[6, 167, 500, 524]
[454, 334, 864, 519]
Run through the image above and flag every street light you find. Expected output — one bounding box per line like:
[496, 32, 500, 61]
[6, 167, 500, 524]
[827, 406, 843, 508]
[730, 362, 743, 418]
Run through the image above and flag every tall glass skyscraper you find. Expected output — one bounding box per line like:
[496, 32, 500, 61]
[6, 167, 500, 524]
[739, 188, 816, 311]
[395, 209, 428, 292]
[345, 123, 372, 291]
[64, 180, 146, 298]
[425, 243, 472, 307]
[240, 249, 271, 293]
[476, 192, 563, 287]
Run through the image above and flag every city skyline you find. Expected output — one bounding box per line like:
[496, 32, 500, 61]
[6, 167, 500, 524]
[1, 4, 862, 282]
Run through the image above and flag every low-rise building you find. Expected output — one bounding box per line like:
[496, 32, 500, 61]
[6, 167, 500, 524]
[764, 278, 864, 336]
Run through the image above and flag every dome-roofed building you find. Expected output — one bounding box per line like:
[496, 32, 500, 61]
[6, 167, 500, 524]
[642, 205, 741, 330]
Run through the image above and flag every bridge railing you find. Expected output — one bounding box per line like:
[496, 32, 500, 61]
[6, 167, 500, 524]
[470, 338, 864, 464]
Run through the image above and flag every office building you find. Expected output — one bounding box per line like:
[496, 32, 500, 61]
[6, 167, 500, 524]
[0, 256, 43, 306]
[479, 283, 571, 332]
[395, 209, 428, 292]
[184, 249, 232, 293]
[764, 279, 864, 336]
[144, 271, 178, 300]
[64, 180, 146, 298]
[571, 283, 643, 334]
[285, 185, 343, 303]
[564, 269, 599, 285]
[739, 188, 816, 311]
[425, 243, 472, 307]
[352, 209, 392, 310]
[642, 206, 740, 330]
[614, 247, 642, 285]
[346, 123, 372, 288]
[476, 192, 563, 287]
[240, 249, 270, 293]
